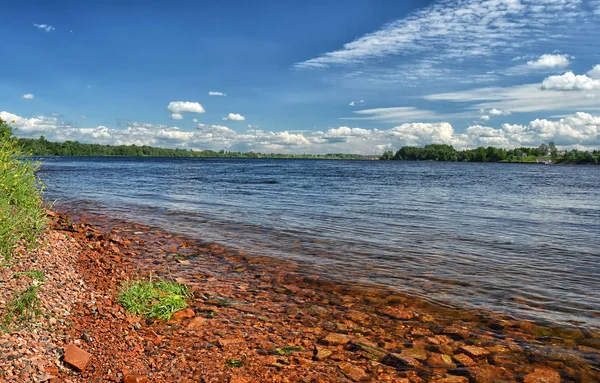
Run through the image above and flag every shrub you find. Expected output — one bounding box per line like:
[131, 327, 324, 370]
[0, 119, 46, 258]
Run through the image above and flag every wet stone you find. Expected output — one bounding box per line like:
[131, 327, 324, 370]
[124, 374, 149, 383]
[523, 367, 561, 383]
[459, 345, 490, 359]
[453, 353, 476, 367]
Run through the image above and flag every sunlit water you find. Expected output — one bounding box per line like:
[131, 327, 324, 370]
[38, 157, 600, 330]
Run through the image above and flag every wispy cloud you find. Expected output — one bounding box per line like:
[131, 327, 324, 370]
[342, 107, 437, 122]
[33, 23, 55, 32]
[295, 0, 586, 69]
[209, 91, 226, 96]
[21, 94, 34, 100]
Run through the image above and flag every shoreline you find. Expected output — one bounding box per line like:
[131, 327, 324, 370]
[1, 210, 599, 382]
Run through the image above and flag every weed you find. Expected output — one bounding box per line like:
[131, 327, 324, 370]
[13, 270, 45, 282]
[272, 346, 305, 356]
[1, 284, 42, 329]
[224, 357, 246, 368]
[118, 276, 191, 321]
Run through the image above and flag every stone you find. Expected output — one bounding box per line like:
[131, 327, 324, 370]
[435, 375, 469, 383]
[453, 353, 476, 367]
[382, 353, 423, 369]
[314, 347, 333, 361]
[63, 344, 92, 372]
[379, 306, 415, 320]
[187, 317, 207, 329]
[124, 375, 149, 383]
[523, 367, 561, 383]
[466, 365, 500, 383]
[459, 345, 490, 359]
[427, 353, 456, 369]
[320, 333, 352, 346]
[339, 362, 367, 382]
[401, 347, 428, 361]
[171, 308, 195, 321]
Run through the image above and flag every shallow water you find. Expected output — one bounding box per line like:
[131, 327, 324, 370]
[38, 157, 600, 331]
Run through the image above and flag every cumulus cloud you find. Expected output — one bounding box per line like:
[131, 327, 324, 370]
[541, 72, 600, 91]
[167, 101, 206, 118]
[489, 108, 510, 116]
[587, 64, 600, 79]
[208, 91, 226, 96]
[22, 94, 34, 100]
[3, 110, 599, 154]
[222, 113, 245, 121]
[480, 115, 490, 121]
[33, 23, 55, 32]
[349, 100, 364, 106]
[295, 0, 586, 69]
[526, 54, 571, 69]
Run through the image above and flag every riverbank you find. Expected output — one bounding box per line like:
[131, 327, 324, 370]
[1, 211, 599, 382]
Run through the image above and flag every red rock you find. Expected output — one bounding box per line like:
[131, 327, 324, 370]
[339, 362, 367, 382]
[523, 367, 561, 383]
[123, 375, 149, 383]
[63, 344, 92, 371]
[466, 365, 501, 383]
[171, 308, 195, 321]
[314, 347, 333, 361]
[187, 316, 207, 329]
[427, 353, 456, 369]
[453, 353, 476, 367]
[44, 366, 59, 376]
[382, 353, 423, 369]
[435, 375, 469, 383]
[320, 333, 352, 346]
[459, 345, 490, 359]
[379, 306, 415, 320]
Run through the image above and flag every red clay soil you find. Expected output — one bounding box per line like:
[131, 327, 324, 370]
[1, 212, 599, 383]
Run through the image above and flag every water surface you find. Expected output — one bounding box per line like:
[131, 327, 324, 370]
[38, 157, 600, 330]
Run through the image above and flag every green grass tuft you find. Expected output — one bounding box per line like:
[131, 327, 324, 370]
[1, 284, 42, 330]
[0, 119, 46, 259]
[118, 276, 191, 321]
[13, 270, 45, 282]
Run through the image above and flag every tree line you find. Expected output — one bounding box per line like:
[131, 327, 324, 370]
[17, 136, 369, 160]
[380, 143, 600, 165]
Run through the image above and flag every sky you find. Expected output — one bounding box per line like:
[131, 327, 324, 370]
[1, 0, 600, 154]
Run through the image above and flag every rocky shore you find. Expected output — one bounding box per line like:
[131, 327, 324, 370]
[0, 211, 598, 382]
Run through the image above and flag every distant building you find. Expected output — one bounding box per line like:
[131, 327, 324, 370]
[536, 158, 553, 164]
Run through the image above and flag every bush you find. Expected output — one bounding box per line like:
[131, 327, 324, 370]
[0, 119, 46, 258]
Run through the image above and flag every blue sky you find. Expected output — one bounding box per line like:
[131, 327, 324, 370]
[2, 0, 600, 153]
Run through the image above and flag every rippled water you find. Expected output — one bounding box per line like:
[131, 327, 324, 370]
[38, 157, 600, 330]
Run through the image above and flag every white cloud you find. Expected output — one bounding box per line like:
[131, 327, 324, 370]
[223, 113, 245, 121]
[167, 101, 206, 116]
[526, 54, 571, 69]
[33, 23, 55, 32]
[170, 113, 184, 120]
[295, 0, 586, 69]
[489, 108, 509, 116]
[587, 64, 600, 79]
[208, 91, 226, 96]
[541, 72, 600, 91]
[3, 110, 599, 154]
[80, 116, 87, 120]
[192, 118, 198, 123]
[343, 107, 437, 122]
[349, 101, 355, 106]
[21, 94, 34, 100]
[481, 115, 490, 121]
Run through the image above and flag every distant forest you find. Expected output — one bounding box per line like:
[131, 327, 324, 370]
[18, 136, 370, 160]
[380, 143, 600, 164]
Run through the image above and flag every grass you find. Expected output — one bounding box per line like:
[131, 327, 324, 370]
[1, 284, 42, 330]
[272, 346, 305, 356]
[224, 357, 245, 368]
[117, 276, 192, 321]
[13, 270, 45, 282]
[0, 119, 46, 259]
